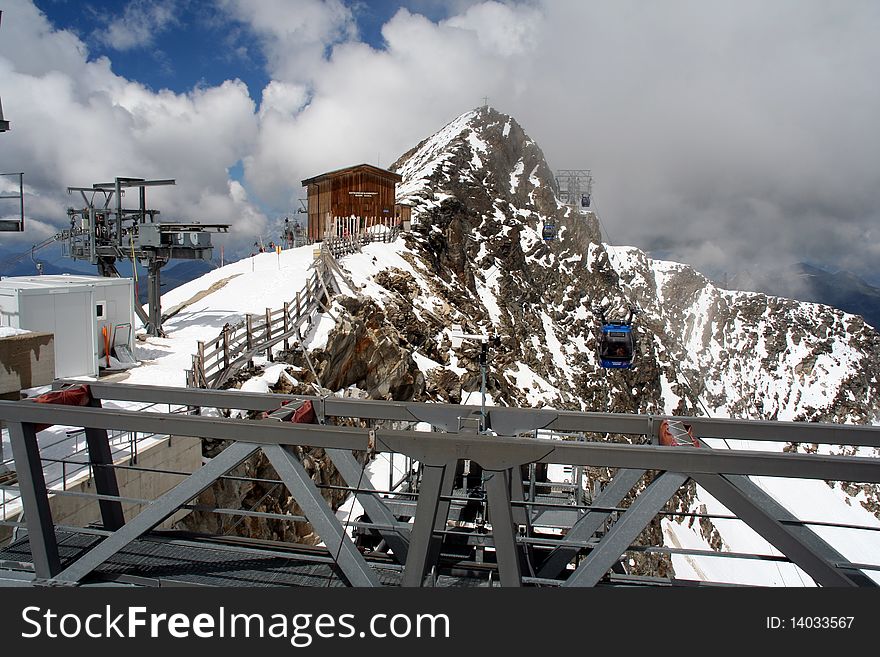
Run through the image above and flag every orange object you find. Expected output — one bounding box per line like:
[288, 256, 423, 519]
[102, 325, 110, 367]
[659, 419, 700, 447]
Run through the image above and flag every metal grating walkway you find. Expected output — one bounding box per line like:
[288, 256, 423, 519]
[0, 529, 485, 587]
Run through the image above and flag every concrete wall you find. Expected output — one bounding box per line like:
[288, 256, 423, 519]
[0, 332, 54, 399]
[1, 435, 203, 545]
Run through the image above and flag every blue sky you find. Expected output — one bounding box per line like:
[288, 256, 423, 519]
[2, 0, 880, 282]
[31, 0, 449, 99]
[42, 0, 272, 98]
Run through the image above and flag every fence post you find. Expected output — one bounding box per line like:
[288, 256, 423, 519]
[283, 301, 290, 351]
[296, 291, 301, 320]
[265, 308, 273, 362]
[197, 341, 206, 386]
[223, 326, 230, 370]
[246, 315, 254, 351]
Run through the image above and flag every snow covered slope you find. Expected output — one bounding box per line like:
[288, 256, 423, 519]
[126, 245, 318, 387]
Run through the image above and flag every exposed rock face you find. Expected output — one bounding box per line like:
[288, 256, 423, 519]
[380, 107, 880, 427]
[313, 296, 425, 401]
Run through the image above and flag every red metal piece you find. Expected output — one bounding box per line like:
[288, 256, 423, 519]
[260, 399, 318, 425]
[659, 419, 700, 447]
[292, 400, 318, 424]
[30, 385, 93, 431]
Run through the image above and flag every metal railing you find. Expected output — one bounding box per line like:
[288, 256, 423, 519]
[0, 382, 877, 588]
[0, 400, 189, 522]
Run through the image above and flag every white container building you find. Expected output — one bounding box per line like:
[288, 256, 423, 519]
[0, 275, 136, 379]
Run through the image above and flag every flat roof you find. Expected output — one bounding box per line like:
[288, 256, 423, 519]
[301, 163, 402, 187]
[0, 274, 132, 291]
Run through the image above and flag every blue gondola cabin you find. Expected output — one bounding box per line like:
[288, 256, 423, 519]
[598, 323, 635, 368]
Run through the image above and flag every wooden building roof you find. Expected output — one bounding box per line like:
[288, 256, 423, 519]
[301, 163, 402, 187]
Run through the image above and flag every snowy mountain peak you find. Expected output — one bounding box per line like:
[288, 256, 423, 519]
[391, 106, 581, 243]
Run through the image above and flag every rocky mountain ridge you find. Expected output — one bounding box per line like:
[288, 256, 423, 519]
[329, 106, 880, 427]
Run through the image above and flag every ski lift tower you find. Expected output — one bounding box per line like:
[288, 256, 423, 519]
[63, 177, 229, 337]
[555, 169, 593, 212]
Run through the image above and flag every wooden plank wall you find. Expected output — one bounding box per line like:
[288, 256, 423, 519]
[307, 168, 398, 241]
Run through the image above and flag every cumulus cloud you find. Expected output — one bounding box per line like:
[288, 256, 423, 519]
[0, 0, 266, 254]
[238, 1, 542, 209]
[218, 0, 357, 83]
[511, 1, 880, 281]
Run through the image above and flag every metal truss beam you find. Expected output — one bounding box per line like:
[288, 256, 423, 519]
[485, 469, 522, 586]
[538, 468, 646, 579]
[54, 442, 260, 584]
[3, 383, 880, 588]
[7, 422, 61, 579]
[692, 473, 862, 587]
[263, 445, 380, 587]
[509, 468, 538, 576]
[403, 462, 455, 587]
[564, 472, 689, 587]
[0, 402, 368, 451]
[326, 448, 410, 562]
[376, 432, 880, 484]
[3, 398, 877, 484]
[71, 381, 880, 448]
[84, 397, 125, 531]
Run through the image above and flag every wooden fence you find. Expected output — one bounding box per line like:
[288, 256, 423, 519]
[185, 226, 400, 390]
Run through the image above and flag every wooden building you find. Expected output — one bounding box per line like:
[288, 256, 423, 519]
[302, 164, 404, 242]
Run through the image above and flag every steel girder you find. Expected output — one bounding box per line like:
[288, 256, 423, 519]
[68, 381, 880, 448]
[2, 383, 880, 587]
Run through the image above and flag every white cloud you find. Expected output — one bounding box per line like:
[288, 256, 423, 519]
[0, 0, 265, 254]
[3, 0, 880, 280]
[259, 80, 309, 118]
[444, 1, 541, 56]
[96, 0, 180, 51]
[218, 0, 357, 83]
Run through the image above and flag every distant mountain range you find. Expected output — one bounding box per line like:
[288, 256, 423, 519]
[723, 262, 880, 329]
[0, 249, 217, 304]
